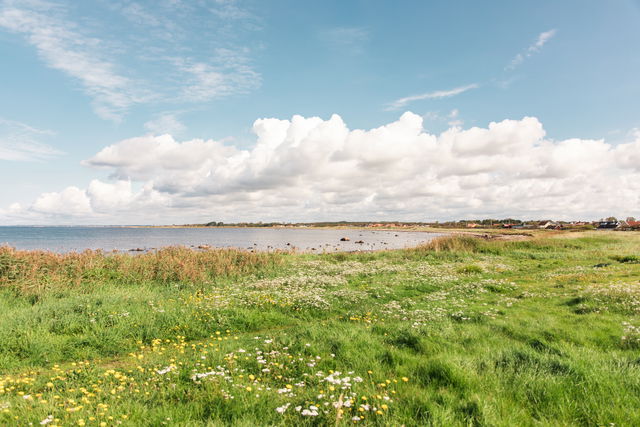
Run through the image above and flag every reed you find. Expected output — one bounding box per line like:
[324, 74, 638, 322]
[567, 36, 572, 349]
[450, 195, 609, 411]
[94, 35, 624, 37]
[0, 245, 283, 294]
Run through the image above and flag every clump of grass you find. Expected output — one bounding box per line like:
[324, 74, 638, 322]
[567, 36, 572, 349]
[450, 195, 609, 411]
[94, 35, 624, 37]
[415, 235, 484, 253]
[0, 246, 283, 295]
[457, 264, 484, 274]
[611, 254, 640, 264]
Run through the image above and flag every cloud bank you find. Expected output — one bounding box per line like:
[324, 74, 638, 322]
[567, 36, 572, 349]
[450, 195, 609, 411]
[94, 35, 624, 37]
[1, 112, 639, 224]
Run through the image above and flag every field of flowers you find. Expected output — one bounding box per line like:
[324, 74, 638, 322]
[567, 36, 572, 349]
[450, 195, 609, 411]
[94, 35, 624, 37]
[0, 232, 639, 425]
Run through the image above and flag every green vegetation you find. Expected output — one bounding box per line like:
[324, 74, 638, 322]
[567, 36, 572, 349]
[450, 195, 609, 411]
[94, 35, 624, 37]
[1, 232, 639, 426]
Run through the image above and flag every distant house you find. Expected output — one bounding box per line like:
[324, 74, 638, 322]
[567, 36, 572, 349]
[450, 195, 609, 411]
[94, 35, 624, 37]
[539, 221, 558, 229]
[502, 223, 520, 229]
[617, 220, 640, 230]
[466, 223, 480, 228]
[598, 221, 619, 229]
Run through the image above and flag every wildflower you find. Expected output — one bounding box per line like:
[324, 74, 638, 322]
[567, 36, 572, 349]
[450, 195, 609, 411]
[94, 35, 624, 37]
[301, 406, 319, 416]
[40, 415, 54, 425]
[275, 403, 290, 414]
[401, 377, 409, 382]
[156, 365, 175, 375]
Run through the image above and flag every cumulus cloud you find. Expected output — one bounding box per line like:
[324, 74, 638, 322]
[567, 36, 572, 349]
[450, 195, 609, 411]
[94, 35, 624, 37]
[3, 112, 639, 224]
[32, 186, 91, 215]
[386, 84, 479, 111]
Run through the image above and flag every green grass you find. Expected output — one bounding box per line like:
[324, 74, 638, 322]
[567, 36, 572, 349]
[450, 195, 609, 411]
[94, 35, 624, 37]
[1, 231, 639, 426]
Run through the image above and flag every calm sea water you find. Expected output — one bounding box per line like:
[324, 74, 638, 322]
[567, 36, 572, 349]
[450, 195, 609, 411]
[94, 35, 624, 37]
[0, 226, 443, 253]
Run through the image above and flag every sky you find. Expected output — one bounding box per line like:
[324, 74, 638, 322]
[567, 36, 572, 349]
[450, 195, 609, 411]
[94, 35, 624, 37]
[1, 0, 639, 225]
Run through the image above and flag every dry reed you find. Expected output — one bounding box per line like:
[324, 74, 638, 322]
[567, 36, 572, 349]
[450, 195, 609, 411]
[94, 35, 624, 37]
[0, 245, 283, 294]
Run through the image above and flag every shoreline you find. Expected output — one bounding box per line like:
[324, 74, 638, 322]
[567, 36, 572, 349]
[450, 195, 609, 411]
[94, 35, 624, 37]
[0, 227, 539, 255]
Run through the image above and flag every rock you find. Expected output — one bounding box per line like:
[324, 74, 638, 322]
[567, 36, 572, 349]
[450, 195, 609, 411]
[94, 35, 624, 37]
[340, 237, 350, 241]
[355, 240, 364, 244]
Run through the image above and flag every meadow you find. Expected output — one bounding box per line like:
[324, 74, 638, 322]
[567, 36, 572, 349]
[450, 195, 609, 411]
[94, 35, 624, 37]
[0, 231, 639, 426]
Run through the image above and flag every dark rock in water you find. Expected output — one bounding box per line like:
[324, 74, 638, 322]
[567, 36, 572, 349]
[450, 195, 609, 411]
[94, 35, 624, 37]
[286, 243, 291, 246]
[340, 237, 350, 241]
[129, 248, 144, 252]
[355, 240, 364, 244]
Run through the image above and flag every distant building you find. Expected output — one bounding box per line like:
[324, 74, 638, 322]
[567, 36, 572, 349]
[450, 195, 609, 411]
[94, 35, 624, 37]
[617, 220, 640, 230]
[539, 221, 559, 229]
[597, 221, 619, 229]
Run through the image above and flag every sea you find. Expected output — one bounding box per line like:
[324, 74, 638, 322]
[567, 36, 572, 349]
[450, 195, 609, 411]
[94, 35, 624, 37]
[0, 226, 444, 253]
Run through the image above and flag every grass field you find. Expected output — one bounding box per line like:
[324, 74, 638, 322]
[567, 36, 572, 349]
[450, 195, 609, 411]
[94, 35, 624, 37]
[0, 231, 639, 426]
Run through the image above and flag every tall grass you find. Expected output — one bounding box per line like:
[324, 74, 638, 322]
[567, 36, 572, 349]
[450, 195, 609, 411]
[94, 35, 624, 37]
[414, 235, 486, 252]
[0, 245, 283, 294]
[1, 232, 639, 425]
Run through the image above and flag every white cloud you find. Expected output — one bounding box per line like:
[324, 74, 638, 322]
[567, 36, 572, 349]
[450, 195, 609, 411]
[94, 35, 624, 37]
[447, 109, 463, 127]
[174, 49, 261, 102]
[0, 0, 149, 121]
[319, 27, 369, 53]
[507, 29, 557, 70]
[386, 84, 479, 111]
[0, 0, 261, 120]
[0, 117, 60, 161]
[144, 114, 186, 135]
[5, 112, 639, 224]
[31, 186, 91, 215]
[614, 130, 640, 171]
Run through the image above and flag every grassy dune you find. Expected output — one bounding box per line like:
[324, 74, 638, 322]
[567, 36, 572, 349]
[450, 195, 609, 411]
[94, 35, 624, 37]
[0, 232, 639, 426]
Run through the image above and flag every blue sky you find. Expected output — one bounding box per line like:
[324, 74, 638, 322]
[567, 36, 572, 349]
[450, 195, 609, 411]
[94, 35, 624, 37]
[1, 0, 640, 224]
